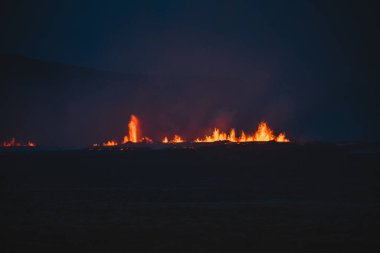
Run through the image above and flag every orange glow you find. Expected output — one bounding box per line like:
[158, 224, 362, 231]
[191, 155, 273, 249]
[96, 115, 153, 147]
[252, 121, 275, 141]
[142, 137, 153, 143]
[2, 138, 36, 147]
[27, 141, 36, 147]
[122, 135, 129, 144]
[194, 128, 241, 143]
[93, 115, 290, 147]
[173, 135, 184, 143]
[3, 137, 17, 147]
[195, 128, 235, 142]
[275, 132, 290, 142]
[103, 140, 118, 146]
[122, 114, 145, 143]
[128, 114, 140, 143]
[194, 121, 290, 143]
[163, 135, 185, 143]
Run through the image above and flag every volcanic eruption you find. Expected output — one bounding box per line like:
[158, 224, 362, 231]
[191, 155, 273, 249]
[194, 121, 289, 143]
[96, 114, 153, 147]
[124, 114, 140, 143]
[94, 114, 290, 148]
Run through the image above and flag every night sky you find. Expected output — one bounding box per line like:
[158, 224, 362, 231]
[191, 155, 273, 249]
[0, 0, 379, 146]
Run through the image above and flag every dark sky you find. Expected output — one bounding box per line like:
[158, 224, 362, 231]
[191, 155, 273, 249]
[0, 0, 379, 145]
[0, 0, 373, 74]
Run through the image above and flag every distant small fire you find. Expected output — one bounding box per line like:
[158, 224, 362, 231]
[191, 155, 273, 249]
[162, 135, 185, 143]
[102, 140, 118, 146]
[94, 114, 290, 147]
[2, 137, 36, 147]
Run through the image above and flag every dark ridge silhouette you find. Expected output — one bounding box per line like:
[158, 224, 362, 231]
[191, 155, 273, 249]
[0, 142, 379, 252]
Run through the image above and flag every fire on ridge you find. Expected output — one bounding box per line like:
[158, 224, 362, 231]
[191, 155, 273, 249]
[194, 122, 289, 143]
[94, 114, 153, 147]
[1, 137, 36, 147]
[94, 114, 290, 147]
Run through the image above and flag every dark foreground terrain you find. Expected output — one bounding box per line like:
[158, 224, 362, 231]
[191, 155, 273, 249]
[0, 142, 379, 252]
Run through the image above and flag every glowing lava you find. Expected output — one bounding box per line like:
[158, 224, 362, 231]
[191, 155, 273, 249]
[162, 135, 185, 143]
[99, 114, 152, 146]
[103, 140, 118, 146]
[194, 121, 289, 143]
[195, 128, 236, 143]
[275, 132, 290, 142]
[127, 114, 140, 143]
[141, 137, 154, 143]
[94, 114, 290, 147]
[252, 121, 275, 141]
[2, 138, 36, 147]
[27, 141, 36, 147]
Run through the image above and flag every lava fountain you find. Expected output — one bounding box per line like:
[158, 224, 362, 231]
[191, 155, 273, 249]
[96, 114, 151, 147]
[126, 114, 140, 143]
